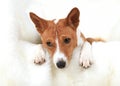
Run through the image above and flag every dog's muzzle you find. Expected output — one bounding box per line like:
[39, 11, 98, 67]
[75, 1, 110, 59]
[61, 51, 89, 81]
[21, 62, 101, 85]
[56, 60, 66, 69]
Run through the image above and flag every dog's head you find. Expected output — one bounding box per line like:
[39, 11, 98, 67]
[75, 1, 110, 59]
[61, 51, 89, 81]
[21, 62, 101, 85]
[30, 7, 80, 69]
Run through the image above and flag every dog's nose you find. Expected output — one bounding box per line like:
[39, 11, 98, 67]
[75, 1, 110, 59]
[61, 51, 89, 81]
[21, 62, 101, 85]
[56, 60, 66, 69]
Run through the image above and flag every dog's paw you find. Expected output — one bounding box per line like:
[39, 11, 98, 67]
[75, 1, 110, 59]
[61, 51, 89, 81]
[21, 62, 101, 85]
[33, 45, 46, 65]
[34, 56, 46, 65]
[79, 55, 92, 68]
[79, 42, 93, 68]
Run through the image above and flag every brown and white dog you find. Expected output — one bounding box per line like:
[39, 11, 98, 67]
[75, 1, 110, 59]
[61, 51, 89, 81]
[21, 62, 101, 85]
[30, 7, 120, 86]
[2, 0, 120, 85]
[30, 7, 94, 69]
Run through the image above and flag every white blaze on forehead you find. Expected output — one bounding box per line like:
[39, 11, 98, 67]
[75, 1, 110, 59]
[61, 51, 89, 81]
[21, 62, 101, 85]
[53, 32, 67, 65]
[54, 19, 59, 24]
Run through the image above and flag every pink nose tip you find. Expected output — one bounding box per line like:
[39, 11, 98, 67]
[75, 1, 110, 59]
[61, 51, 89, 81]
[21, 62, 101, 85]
[56, 60, 66, 69]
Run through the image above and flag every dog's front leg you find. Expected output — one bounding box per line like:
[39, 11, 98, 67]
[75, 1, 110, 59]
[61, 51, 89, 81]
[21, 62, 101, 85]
[34, 44, 46, 65]
[20, 41, 46, 65]
[79, 41, 93, 68]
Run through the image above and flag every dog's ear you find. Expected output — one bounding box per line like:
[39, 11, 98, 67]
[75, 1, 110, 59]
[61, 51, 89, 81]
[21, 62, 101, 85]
[30, 12, 48, 34]
[66, 7, 80, 30]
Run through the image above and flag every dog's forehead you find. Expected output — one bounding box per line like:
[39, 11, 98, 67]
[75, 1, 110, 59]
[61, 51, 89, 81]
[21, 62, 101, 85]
[47, 19, 66, 34]
[56, 19, 67, 32]
[42, 19, 68, 40]
[56, 19, 66, 27]
[56, 19, 75, 36]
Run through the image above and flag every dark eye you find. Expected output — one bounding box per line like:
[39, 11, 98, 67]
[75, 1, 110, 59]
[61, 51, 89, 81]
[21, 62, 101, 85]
[64, 38, 71, 44]
[46, 41, 53, 47]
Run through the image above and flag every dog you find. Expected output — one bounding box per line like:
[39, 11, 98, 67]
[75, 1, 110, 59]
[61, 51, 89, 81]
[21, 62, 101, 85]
[30, 7, 94, 69]
[1, 0, 120, 86]
[30, 7, 120, 86]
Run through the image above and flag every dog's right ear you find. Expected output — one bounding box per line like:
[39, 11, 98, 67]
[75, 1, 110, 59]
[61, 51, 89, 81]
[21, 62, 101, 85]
[66, 7, 80, 30]
[29, 12, 48, 34]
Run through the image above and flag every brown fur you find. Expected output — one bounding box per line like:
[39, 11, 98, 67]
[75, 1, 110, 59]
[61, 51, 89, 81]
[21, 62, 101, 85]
[86, 37, 105, 44]
[30, 7, 105, 63]
[57, 19, 77, 60]
[30, 7, 79, 62]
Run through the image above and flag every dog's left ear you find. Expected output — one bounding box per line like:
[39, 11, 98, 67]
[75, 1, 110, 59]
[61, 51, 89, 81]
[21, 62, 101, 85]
[66, 7, 80, 30]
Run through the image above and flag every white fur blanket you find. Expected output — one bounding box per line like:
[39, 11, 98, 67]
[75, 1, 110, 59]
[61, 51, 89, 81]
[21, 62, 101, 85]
[0, 0, 120, 86]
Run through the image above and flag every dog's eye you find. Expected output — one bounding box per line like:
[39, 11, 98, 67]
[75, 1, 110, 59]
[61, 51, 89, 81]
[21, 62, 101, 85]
[46, 41, 53, 47]
[64, 38, 71, 44]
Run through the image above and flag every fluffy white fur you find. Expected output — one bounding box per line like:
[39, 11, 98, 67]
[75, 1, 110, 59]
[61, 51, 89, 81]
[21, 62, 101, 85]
[0, 0, 120, 86]
[0, 0, 52, 86]
[52, 41, 120, 86]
